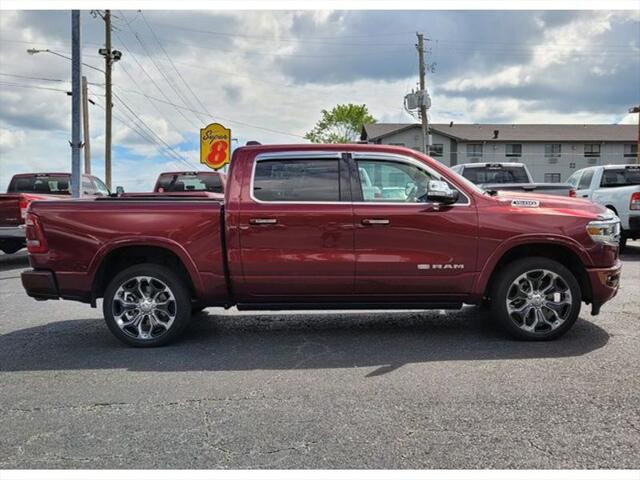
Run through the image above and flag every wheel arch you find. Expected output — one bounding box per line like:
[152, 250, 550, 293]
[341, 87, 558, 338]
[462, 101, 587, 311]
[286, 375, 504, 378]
[476, 239, 593, 304]
[90, 239, 203, 303]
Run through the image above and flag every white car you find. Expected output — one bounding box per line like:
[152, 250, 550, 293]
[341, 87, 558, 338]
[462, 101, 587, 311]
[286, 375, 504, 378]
[567, 164, 640, 251]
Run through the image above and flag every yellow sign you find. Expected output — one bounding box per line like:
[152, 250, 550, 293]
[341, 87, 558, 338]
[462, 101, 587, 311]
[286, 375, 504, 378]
[200, 122, 231, 170]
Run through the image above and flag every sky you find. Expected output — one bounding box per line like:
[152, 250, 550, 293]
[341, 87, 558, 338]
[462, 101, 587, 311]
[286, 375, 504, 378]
[0, 9, 639, 191]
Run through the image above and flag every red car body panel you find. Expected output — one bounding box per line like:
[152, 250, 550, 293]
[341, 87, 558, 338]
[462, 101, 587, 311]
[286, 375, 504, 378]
[22, 144, 621, 313]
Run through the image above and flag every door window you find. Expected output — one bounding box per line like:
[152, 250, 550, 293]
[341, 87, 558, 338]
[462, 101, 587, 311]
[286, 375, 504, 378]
[253, 158, 341, 202]
[91, 177, 110, 196]
[355, 159, 436, 203]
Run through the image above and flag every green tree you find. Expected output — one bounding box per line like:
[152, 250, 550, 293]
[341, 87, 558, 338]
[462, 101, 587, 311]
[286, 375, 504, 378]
[305, 104, 376, 144]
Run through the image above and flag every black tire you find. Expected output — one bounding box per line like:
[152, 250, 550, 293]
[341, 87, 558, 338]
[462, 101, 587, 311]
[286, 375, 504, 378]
[103, 263, 192, 347]
[490, 257, 581, 341]
[619, 232, 627, 254]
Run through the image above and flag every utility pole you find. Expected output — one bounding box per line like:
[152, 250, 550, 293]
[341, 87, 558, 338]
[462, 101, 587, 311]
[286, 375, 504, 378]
[104, 9, 112, 189]
[70, 10, 82, 198]
[416, 32, 429, 154]
[630, 105, 640, 164]
[82, 75, 91, 174]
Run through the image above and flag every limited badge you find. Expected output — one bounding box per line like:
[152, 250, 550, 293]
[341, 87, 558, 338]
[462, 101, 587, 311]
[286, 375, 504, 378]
[511, 199, 540, 208]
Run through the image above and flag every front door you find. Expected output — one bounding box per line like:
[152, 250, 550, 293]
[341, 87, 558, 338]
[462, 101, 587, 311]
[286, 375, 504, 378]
[237, 152, 355, 301]
[350, 153, 478, 300]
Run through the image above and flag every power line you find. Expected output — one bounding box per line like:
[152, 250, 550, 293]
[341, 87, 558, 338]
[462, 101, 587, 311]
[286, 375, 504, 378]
[138, 11, 214, 122]
[0, 72, 67, 83]
[115, 12, 205, 127]
[0, 81, 70, 93]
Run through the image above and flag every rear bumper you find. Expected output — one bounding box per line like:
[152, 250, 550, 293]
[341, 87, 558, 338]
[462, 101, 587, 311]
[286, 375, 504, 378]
[0, 225, 25, 240]
[21, 269, 59, 301]
[586, 260, 622, 314]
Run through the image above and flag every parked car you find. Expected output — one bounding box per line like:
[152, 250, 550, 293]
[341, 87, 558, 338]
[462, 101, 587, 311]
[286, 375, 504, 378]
[153, 171, 226, 194]
[451, 162, 575, 197]
[567, 164, 640, 251]
[22, 144, 621, 347]
[0, 172, 109, 254]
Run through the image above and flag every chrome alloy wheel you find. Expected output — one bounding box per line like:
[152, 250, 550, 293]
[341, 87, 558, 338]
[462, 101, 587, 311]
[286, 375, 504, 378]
[505, 269, 573, 334]
[111, 276, 177, 340]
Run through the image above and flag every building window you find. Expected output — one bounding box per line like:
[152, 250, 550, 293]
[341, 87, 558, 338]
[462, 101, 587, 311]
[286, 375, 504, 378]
[584, 144, 601, 157]
[545, 144, 561, 157]
[467, 143, 483, 158]
[544, 173, 561, 183]
[569, 162, 576, 169]
[505, 144, 522, 157]
[429, 144, 443, 157]
[624, 144, 638, 158]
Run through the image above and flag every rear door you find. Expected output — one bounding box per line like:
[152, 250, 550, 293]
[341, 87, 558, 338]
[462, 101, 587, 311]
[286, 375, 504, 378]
[350, 152, 478, 299]
[236, 151, 355, 300]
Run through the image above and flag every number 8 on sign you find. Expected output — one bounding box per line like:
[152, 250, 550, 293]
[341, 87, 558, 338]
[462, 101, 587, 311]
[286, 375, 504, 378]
[200, 123, 231, 170]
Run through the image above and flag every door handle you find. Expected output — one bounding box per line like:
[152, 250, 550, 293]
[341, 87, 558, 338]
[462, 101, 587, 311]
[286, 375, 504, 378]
[250, 218, 278, 225]
[581, 195, 589, 198]
[361, 218, 390, 225]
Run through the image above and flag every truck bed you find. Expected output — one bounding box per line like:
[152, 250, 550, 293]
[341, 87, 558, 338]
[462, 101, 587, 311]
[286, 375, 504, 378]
[26, 195, 228, 305]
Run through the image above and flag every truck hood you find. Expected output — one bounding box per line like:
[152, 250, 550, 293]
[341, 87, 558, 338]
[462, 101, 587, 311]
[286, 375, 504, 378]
[491, 190, 610, 219]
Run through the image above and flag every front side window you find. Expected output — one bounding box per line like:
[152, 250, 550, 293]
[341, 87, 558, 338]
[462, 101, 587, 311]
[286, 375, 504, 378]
[545, 144, 561, 157]
[505, 144, 522, 157]
[91, 177, 110, 196]
[584, 144, 601, 157]
[253, 159, 340, 202]
[356, 159, 436, 203]
[578, 169, 594, 189]
[467, 144, 483, 158]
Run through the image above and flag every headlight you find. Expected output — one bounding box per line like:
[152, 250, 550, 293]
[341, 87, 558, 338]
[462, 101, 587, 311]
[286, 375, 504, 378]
[586, 215, 620, 246]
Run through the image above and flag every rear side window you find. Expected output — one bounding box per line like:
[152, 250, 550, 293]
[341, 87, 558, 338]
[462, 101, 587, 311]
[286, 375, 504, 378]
[578, 169, 594, 189]
[461, 166, 529, 184]
[600, 167, 640, 187]
[156, 173, 223, 193]
[7, 175, 70, 194]
[253, 159, 340, 202]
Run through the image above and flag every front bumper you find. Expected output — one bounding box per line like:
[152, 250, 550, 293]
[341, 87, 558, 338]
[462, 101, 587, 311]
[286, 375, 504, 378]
[21, 269, 59, 301]
[586, 260, 622, 315]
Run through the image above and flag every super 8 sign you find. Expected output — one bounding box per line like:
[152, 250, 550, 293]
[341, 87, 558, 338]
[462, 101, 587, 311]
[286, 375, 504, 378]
[200, 123, 231, 170]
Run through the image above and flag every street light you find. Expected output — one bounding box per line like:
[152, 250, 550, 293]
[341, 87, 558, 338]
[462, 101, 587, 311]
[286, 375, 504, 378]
[27, 48, 106, 74]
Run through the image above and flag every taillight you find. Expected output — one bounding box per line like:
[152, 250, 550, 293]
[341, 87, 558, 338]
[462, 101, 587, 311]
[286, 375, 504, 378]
[19, 196, 30, 220]
[25, 212, 48, 254]
[569, 189, 576, 198]
[630, 192, 640, 211]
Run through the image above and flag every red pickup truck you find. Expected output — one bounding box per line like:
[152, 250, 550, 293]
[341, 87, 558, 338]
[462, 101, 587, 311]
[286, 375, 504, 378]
[21, 144, 622, 347]
[0, 172, 109, 254]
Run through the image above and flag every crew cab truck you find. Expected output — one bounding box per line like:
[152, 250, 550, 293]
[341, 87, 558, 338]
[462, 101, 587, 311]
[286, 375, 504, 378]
[451, 162, 575, 197]
[22, 145, 622, 347]
[0, 172, 109, 254]
[567, 165, 640, 252]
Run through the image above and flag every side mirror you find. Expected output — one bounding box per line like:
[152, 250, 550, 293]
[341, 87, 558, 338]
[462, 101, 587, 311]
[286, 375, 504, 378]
[115, 186, 125, 195]
[426, 180, 459, 204]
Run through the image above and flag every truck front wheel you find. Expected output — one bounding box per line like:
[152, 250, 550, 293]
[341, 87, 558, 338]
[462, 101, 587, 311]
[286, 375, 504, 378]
[103, 264, 192, 347]
[491, 257, 581, 340]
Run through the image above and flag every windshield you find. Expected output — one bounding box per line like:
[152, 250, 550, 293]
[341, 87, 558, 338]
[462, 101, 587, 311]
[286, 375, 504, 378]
[156, 173, 223, 193]
[600, 167, 640, 188]
[462, 166, 529, 184]
[7, 175, 71, 194]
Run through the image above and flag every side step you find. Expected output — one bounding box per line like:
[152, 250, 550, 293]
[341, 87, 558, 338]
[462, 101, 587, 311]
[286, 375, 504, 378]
[236, 302, 463, 311]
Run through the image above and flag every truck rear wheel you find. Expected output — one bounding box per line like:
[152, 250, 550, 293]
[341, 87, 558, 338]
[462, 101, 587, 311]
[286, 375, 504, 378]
[491, 257, 581, 340]
[103, 263, 192, 347]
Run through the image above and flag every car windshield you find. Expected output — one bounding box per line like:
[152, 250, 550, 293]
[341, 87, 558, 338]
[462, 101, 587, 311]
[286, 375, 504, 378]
[156, 173, 223, 193]
[600, 168, 640, 188]
[7, 175, 71, 194]
[462, 166, 529, 184]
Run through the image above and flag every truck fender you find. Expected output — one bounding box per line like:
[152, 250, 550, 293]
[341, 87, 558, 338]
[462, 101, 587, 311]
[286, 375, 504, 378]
[472, 234, 592, 298]
[88, 236, 205, 298]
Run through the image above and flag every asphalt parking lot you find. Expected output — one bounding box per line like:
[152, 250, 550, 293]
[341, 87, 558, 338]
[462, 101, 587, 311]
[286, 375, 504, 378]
[1, 244, 639, 469]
